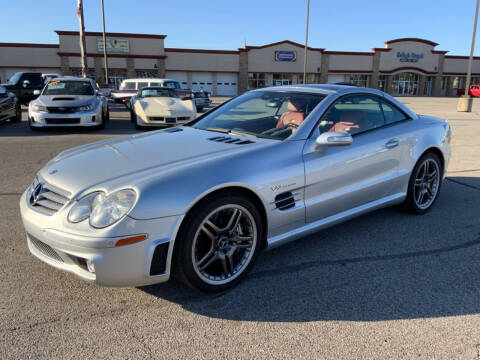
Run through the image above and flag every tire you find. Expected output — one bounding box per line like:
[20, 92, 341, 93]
[130, 109, 136, 122]
[105, 108, 110, 122]
[12, 105, 22, 122]
[403, 152, 443, 214]
[96, 112, 105, 130]
[174, 192, 263, 292]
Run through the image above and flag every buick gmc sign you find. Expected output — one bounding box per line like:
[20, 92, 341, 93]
[275, 51, 297, 62]
[397, 52, 424, 63]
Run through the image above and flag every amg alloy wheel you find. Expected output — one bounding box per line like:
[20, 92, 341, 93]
[175, 193, 262, 292]
[403, 153, 442, 214]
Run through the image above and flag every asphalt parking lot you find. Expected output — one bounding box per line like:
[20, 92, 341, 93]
[1, 97, 480, 359]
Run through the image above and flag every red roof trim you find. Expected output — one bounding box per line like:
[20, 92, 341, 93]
[166, 48, 239, 54]
[380, 67, 437, 75]
[58, 52, 167, 59]
[239, 40, 324, 52]
[384, 38, 438, 47]
[323, 51, 373, 56]
[432, 50, 448, 54]
[55, 30, 167, 39]
[372, 48, 391, 52]
[443, 72, 480, 75]
[445, 55, 480, 60]
[0, 42, 58, 48]
[328, 69, 373, 73]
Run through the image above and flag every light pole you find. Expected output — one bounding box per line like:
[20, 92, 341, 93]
[458, 0, 479, 112]
[77, 0, 88, 78]
[303, 0, 310, 84]
[101, 0, 109, 86]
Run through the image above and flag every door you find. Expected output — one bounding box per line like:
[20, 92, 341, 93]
[19, 73, 44, 103]
[166, 71, 188, 89]
[303, 94, 404, 223]
[192, 73, 213, 94]
[216, 73, 238, 96]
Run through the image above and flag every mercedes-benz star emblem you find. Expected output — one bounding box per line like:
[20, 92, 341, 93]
[31, 183, 43, 205]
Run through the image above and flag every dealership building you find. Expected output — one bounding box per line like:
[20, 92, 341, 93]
[1, 30, 480, 97]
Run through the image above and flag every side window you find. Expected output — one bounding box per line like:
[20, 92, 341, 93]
[137, 82, 148, 90]
[380, 100, 409, 125]
[22, 74, 43, 87]
[319, 94, 385, 135]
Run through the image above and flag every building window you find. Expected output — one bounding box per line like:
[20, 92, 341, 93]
[273, 73, 292, 86]
[71, 69, 95, 80]
[378, 75, 387, 91]
[297, 74, 316, 84]
[452, 76, 465, 89]
[441, 77, 447, 90]
[349, 74, 369, 87]
[391, 72, 419, 96]
[136, 70, 157, 78]
[248, 73, 266, 89]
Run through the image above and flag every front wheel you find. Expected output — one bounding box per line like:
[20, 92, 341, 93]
[12, 105, 22, 122]
[403, 152, 443, 214]
[174, 193, 263, 292]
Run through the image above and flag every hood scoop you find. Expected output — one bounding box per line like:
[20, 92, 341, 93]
[208, 136, 254, 145]
[52, 97, 76, 101]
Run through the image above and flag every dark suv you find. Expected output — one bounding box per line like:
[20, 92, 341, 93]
[2, 72, 44, 104]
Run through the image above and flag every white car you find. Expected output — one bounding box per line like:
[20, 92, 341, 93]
[130, 87, 196, 129]
[28, 77, 109, 130]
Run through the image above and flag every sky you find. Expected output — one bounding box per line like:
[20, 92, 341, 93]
[1, 0, 479, 55]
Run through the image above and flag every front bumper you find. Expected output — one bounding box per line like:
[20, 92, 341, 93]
[20, 190, 184, 287]
[29, 107, 103, 127]
[137, 115, 192, 127]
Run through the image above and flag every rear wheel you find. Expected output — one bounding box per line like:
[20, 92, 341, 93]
[403, 152, 442, 214]
[174, 193, 262, 292]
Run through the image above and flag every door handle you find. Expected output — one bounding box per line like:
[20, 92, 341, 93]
[385, 138, 399, 149]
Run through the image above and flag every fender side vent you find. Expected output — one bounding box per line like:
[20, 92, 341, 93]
[274, 191, 296, 210]
[150, 242, 169, 275]
[163, 127, 183, 133]
[208, 136, 254, 145]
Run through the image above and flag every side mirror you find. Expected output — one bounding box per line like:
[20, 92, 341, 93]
[23, 80, 30, 88]
[33, 90, 41, 96]
[316, 131, 353, 147]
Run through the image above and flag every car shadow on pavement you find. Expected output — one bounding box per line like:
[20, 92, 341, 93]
[140, 177, 480, 322]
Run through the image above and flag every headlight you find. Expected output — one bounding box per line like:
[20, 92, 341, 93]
[79, 104, 94, 111]
[68, 192, 103, 223]
[33, 104, 47, 112]
[67, 189, 136, 228]
[89, 189, 137, 228]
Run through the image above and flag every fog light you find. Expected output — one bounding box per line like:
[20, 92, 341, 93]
[92, 116, 96, 123]
[86, 259, 95, 273]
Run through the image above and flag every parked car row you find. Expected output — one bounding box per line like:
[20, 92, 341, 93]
[0, 74, 212, 131]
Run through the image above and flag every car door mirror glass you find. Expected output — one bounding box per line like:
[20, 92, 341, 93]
[316, 131, 353, 147]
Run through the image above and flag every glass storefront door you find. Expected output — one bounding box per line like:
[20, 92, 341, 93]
[273, 73, 292, 86]
[391, 72, 419, 96]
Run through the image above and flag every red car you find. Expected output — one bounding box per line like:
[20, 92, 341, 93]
[456, 84, 480, 97]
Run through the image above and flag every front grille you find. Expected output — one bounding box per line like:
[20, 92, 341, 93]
[165, 117, 176, 123]
[47, 106, 78, 114]
[45, 118, 80, 124]
[29, 180, 71, 215]
[29, 235, 64, 263]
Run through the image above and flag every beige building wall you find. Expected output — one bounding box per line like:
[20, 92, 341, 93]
[328, 54, 373, 71]
[379, 41, 440, 73]
[444, 57, 480, 74]
[165, 51, 238, 72]
[247, 43, 322, 73]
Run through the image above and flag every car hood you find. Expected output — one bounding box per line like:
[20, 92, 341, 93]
[38, 127, 270, 197]
[33, 95, 96, 107]
[138, 97, 193, 116]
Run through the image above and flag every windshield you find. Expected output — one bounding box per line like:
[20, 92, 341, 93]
[190, 91, 325, 140]
[42, 80, 95, 96]
[8, 72, 22, 84]
[140, 88, 178, 98]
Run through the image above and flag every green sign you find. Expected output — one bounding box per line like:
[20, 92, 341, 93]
[96, 38, 130, 54]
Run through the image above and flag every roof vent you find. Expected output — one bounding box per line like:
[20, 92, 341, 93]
[208, 136, 254, 145]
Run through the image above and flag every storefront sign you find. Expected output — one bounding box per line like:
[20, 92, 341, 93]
[96, 38, 130, 54]
[275, 51, 296, 62]
[397, 52, 424, 63]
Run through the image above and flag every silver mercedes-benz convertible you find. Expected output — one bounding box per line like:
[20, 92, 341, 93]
[20, 85, 451, 292]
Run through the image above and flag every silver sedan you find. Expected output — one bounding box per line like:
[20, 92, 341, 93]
[19, 85, 451, 292]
